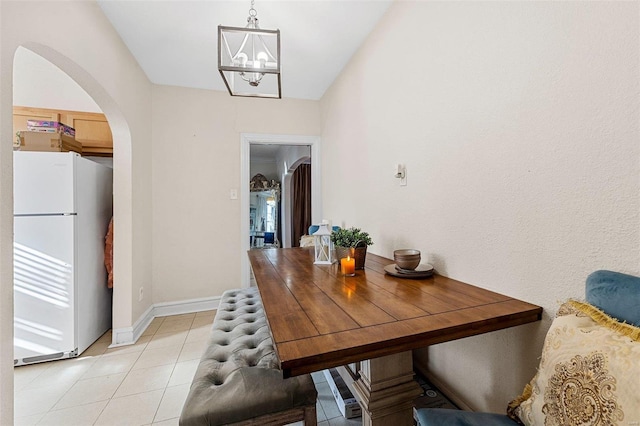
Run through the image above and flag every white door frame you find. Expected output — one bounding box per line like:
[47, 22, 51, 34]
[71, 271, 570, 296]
[240, 133, 321, 287]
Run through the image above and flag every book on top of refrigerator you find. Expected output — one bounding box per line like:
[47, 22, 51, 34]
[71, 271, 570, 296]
[26, 120, 75, 137]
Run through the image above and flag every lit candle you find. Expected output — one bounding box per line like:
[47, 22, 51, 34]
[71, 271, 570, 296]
[341, 256, 356, 277]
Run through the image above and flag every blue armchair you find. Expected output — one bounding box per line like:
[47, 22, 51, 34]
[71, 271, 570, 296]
[308, 225, 340, 235]
[416, 270, 640, 426]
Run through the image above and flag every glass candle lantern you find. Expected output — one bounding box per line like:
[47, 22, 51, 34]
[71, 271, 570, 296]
[313, 222, 334, 264]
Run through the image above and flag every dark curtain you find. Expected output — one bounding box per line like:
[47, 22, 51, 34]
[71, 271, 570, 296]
[291, 164, 312, 247]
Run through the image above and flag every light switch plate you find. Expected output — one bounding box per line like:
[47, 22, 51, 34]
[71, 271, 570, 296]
[230, 189, 238, 199]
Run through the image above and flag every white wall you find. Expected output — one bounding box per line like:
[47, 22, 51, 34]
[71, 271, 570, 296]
[13, 47, 102, 113]
[250, 161, 279, 181]
[320, 1, 639, 412]
[1, 2, 153, 421]
[151, 85, 320, 304]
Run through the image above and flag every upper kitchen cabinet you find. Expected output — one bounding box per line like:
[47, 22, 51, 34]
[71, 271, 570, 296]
[13, 106, 113, 157]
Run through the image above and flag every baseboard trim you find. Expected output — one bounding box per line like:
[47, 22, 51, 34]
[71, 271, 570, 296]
[153, 296, 220, 318]
[109, 296, 220, 348]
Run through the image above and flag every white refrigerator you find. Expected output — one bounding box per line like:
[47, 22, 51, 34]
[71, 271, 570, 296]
[14, 151, 113, 366]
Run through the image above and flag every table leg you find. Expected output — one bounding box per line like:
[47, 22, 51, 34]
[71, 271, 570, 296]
[351, 351, 422, 426]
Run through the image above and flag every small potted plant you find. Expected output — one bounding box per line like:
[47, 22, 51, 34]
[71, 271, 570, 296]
[331, 227, 374, 270]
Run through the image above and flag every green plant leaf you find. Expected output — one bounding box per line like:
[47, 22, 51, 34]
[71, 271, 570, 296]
[330, 227, 373, 247]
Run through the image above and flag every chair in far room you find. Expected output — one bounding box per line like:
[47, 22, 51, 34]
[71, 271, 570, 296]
[416, 269, 640, 426]
[263, 232, 279, 248]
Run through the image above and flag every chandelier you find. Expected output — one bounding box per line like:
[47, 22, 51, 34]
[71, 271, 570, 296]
[218, 0, 281, 98]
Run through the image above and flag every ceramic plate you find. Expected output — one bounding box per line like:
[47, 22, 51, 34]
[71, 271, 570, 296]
[384, 263, 434, 279]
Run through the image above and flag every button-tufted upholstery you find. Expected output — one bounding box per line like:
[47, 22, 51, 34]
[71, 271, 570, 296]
[179, 287, 318, 426]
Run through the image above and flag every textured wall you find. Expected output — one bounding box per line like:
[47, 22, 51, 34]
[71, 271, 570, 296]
[13, 47, 102, 113]
[320, 1, 639, 411]
[1, 2, 154, 420]
[151, 85, 320, 303]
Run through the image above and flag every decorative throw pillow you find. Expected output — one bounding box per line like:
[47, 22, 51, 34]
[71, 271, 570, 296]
[507, 300, 640, 426]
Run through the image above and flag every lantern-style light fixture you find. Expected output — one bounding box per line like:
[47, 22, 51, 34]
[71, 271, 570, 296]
[313, 221, 334, 265]
[218, 0, 281, 98]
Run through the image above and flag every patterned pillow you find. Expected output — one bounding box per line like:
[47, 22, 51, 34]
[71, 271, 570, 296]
[508, 300, 640, 426]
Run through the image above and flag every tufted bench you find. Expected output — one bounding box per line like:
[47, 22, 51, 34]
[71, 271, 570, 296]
[179, 287, 318, 426]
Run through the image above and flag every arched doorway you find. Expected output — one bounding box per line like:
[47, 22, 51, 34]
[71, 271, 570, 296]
[10, 43, 133, 356]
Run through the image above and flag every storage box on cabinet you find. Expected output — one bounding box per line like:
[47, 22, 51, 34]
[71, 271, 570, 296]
[18, 131, 82, 154]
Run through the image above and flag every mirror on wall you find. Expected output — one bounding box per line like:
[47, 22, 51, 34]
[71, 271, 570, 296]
[250, 174, 280, 249]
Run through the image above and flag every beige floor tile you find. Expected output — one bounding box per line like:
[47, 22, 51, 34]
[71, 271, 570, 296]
[325, 416, 362, 425]
[317, 399, 328, 422]
[146, 330, 188, 351]
[80, 339, 110, 357]
[184, 326, 210, 344]
[316, 381, 343, 420]
[132, 345, 182, 370]
[154, 384, 190, 423]
[81, 351, 141, 379]
[189, 321, 212, 332]
[13, 311, 343, 426]
[191, 315, 214, 328]
[14, 384, 69, 417]
[195, 309, 215, 318]
[14, 363, 51, 392]
[141, 318, 165, 337]
[162, 313, 196, 321]
[177, 341, 206, 363]
[152, 417, 179, 426]
[22, 357, 97, 391]
[14, 413, 44, 426]
[103, 334, 152, 356]
[94, 389, 163, 426]
[37, 400, 108, 426]
[167, 359, 199, 387]
[53, 373, 126, 410]
[97, 329, 113, 343]
[113, 364, 173, 398]
[155, 318, 193, 335]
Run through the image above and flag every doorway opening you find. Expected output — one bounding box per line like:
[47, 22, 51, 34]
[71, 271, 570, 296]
[249, 144, 312, 250]
[12, 46, 115, 367]
[10, 41, 134, 360]
[240, 134, 321, 287]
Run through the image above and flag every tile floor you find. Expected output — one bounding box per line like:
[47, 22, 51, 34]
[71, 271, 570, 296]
[14, 311, 361, 426]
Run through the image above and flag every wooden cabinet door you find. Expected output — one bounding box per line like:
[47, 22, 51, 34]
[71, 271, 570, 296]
[61, 112, 113, 156]
[13, 106, 113, 157]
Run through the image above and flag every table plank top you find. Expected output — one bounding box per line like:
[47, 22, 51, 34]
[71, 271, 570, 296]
[248, 247, 542, 378]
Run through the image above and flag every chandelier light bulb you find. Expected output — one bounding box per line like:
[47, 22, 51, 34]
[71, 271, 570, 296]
[236, 52, 248, 67]
[257, 51, 268, 66]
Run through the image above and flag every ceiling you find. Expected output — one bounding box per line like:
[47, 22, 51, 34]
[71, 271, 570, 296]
[97, 1, 393, 100]
[250, 144, 283, 162]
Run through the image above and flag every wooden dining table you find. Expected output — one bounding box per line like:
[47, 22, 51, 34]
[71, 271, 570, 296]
[247, 247, 542, 426]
